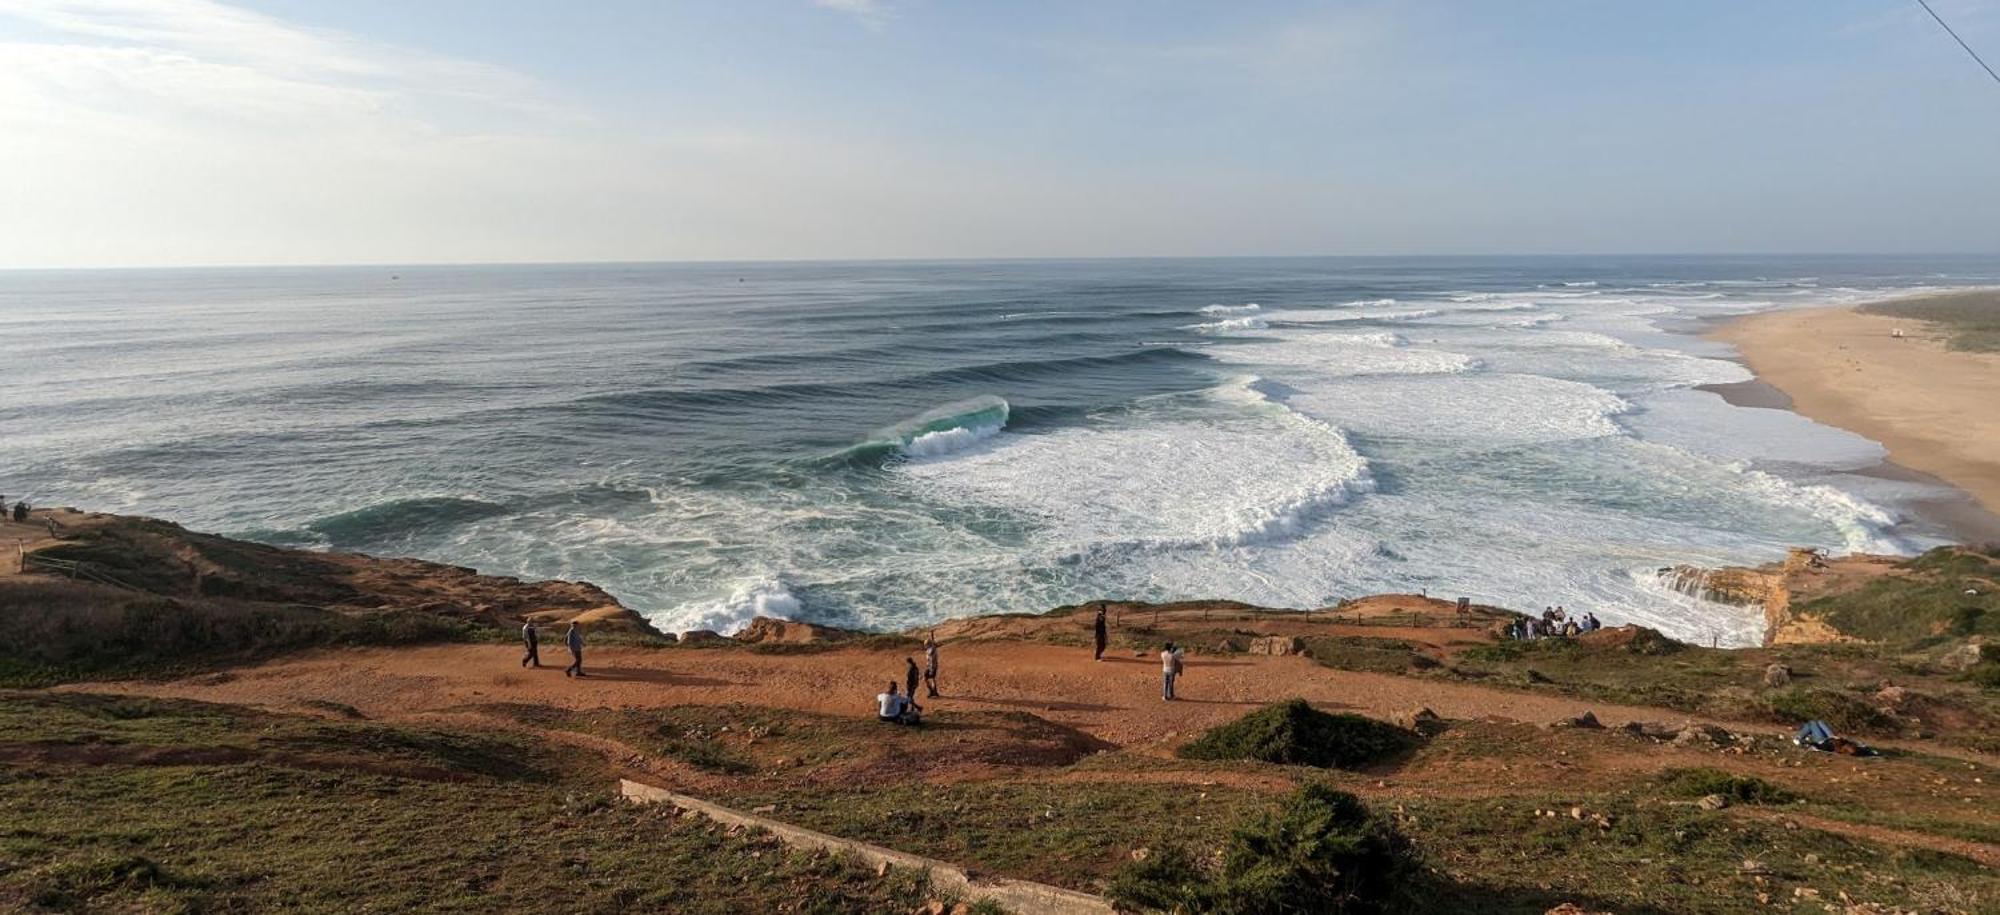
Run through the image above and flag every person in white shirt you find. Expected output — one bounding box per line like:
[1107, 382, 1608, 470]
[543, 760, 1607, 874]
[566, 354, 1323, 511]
[1161, 642, 1184, 701]
[876, 682, 919, 724]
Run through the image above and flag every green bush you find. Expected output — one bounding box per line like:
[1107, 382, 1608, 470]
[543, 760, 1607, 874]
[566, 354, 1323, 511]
[1765, 687, 1897, 735]
[1657, 767, 1797, 805]
[1178, 700, 1416, 770]
[1969, 663, 2000, 690]
[1107, 784, 1417, 914]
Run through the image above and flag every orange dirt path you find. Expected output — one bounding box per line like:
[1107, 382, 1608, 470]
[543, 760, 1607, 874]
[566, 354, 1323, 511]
[72, 640, 1765, 750]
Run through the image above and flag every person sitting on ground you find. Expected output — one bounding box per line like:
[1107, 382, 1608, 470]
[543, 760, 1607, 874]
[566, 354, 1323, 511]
[1563, 620, 1580, 638]
[877, 682, 906, 723]
[876, 682, 920, 725]
[13, 501, 28, 523]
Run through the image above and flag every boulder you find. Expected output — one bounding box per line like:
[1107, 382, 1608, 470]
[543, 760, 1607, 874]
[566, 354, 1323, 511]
[1872, 685, 1909, 710]
[1696, 793, 1730, 811]
[732, 616, 863, 645]
[1940, 641, 1987, 672]
[1763, 663, 1792, 688]
[1544, 905, 1613, 915]
[1212, 637, 1247, 653]
[1394, 707, 1447, 736]
[1248, 635, 1306, 656]
[1551, 711, 1603, 730]
[678, 629, 731, 645]
[1672, 723, 1736, 749]
[1620, 720, 1679, 741]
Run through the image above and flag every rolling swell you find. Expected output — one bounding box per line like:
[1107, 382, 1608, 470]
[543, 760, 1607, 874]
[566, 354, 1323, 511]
[568, 346, 1212, 421]
[299, 496, 512, 548]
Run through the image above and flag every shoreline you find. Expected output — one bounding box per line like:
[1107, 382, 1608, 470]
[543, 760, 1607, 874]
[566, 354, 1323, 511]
[1707, 295, 2000, 545]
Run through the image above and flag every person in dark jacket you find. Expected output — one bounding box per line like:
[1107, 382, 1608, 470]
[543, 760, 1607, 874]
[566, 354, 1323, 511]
[1092, 607, 1108, 661]
[564, 622, 586, 678]
[520, 621, 541, 668]
[904, 657, 921, 702]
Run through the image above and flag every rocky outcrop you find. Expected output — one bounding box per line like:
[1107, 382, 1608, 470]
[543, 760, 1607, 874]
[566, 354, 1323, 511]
[733, 616, 865, 645]
[17, 510, 667, 638]
[1248, 635, 1306, 656]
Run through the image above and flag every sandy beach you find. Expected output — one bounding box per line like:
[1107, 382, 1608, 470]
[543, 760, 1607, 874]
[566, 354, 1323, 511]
[1712, 295, 2000, 539]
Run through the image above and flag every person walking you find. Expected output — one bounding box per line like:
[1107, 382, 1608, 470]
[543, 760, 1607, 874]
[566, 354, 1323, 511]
[564, 622, 586, 678]
[1160, 642, 1183, 701]
[521, 620, 541, 668]
[1093, 607, 1108, 661]
[923, 632, 940, 698]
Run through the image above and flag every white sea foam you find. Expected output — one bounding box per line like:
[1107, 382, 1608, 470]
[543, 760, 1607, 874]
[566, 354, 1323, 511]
[1200, 302, 1263, 315]
[900, 379, 1373, 554]
[902, 422, 1005, 458]
[1205, 332, 1477, 377]
[1282, 373, 1633, 444]
[1184, 316, 1270, 333]
[669, 577, 802, 636]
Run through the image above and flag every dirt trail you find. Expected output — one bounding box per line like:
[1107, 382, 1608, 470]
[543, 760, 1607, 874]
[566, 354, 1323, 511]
[73, 640, 1766, 750]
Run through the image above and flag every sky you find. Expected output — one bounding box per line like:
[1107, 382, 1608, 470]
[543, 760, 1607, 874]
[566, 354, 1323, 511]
[2, 0, 1998, 267]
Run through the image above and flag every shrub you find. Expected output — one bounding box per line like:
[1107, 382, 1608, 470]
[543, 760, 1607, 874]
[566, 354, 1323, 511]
[1658, 767, 1798, 805]
[1178, 700, 1415, 770]
[1107, 784, 1418, 914]
[1765, 687, 1897, 735]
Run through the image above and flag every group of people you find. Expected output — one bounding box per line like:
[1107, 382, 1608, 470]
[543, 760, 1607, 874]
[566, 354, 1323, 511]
[1, 496, 32, 523]
[1507, 605, 1603, 641]
[520, 620, 587, 677]
[876, 633, 940, 725]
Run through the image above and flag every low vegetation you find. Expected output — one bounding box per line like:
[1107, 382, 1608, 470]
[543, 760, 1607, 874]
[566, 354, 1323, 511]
[0, 580, 475, 688]
[0, 693, 936, 914]
[1107, 783, 1418, 915]
[1861, 291, 2000, 352]
[1178, 700, 1416, 770]
[1656, 767, 1798, 805]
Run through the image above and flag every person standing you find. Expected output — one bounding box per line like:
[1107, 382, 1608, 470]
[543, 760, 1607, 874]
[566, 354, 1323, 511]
[521, 620, 541, 668]
[1160, 642, 1183, 701]
[564, 622, 586, 678]
[923, 632, 940, 698]
[1093, 607, 1108, 661]
[904, 656, 921, 703]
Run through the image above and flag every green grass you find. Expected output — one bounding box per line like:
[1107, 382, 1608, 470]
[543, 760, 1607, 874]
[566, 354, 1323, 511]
[0, 578, 478, 688]
[1179, 700, 1416, 770]
[1792, 548, 2000, 646]
[1861, 291, 2000, 352]
[1398, 793, 1997, 914]
[1656, 767, 1799, 805]
[1765, 686, 1898, 735]
[1302, 637, 1422, 674]
[0, 693, 937, 914]
[719, 780, 1273, 893]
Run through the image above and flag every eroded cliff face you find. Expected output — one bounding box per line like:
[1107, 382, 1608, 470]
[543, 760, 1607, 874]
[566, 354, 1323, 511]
[1666, 548, 1908, 647]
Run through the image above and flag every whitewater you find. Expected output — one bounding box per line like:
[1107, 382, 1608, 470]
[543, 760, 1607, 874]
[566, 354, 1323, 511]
[4, 256, 1997, 647]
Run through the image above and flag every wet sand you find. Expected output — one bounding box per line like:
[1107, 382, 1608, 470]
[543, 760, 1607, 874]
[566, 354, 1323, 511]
[1709, 300, 2000, 544]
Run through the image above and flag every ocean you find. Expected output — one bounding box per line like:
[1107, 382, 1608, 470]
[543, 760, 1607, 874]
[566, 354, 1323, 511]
[4, 255, 1997, 646]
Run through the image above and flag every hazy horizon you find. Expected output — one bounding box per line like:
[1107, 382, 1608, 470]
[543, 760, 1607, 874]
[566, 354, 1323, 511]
[5, 0, 1999, 268]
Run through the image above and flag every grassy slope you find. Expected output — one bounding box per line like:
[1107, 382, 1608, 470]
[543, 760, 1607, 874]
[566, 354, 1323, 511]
[0, 693, 935, 914]
[1860, 291, 2000, 352]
